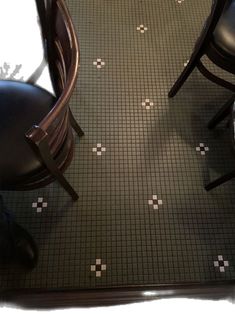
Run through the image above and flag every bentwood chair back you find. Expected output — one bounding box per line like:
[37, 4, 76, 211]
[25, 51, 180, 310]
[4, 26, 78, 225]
[0, 0, 84, 200]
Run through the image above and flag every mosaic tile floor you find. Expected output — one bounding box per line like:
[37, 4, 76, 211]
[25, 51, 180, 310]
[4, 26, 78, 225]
[1, 0, 235, 292]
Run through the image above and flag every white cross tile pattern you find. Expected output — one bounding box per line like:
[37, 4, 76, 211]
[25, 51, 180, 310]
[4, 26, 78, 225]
[148, 195, 163, 210]
[90, 259, 107, 277]
[92, 143, 106, 156]
[93, 58, 105, 69]
[142, 99, 154, 110]
[32, 197, 48, 213]
[213, 255, 229, 273]
[196, 143, 209, 156]
[137, 24, 148, 33]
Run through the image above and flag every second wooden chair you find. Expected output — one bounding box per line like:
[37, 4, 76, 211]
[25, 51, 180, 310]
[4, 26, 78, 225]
[169, 0, 235, 97]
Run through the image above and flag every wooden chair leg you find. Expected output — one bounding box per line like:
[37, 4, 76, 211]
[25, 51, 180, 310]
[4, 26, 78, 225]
[168, 58, 198, 98]
[69, 108, 84, 137]
[197, 61, 235, 92]
[208, 95, 234, 129]
[205, 170, 235, 191]
[38, 137, 79, 201]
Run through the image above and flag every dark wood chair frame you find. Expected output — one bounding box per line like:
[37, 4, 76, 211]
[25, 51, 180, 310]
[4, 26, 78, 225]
[169, 0, 235, 98]
[168, 0, 235, 190]
[1, 0, 84, 201]
[205, 94, 235, 190]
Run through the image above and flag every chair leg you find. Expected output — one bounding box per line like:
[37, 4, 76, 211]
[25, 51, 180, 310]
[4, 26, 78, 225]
[38, 137, 79, 201]
[168, 58, 198, 98]
[69, 108, 84, 137]
[208, 95, 234, 129]
[197, 61, 235, 92]
[205, 170, 235, 191]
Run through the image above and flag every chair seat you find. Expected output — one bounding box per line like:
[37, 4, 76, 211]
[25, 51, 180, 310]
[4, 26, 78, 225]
[213, 0, 235, 58]
[0, 80, 56, 185]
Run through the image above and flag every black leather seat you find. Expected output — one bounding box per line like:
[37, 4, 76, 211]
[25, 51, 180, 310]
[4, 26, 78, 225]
[0, 80, 55, 185]
[213, 0, 235, 57]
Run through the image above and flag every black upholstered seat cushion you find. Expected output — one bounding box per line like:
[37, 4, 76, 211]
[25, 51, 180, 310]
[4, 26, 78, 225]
[0, 80, 56, 185]
[213, 0, 235, 57]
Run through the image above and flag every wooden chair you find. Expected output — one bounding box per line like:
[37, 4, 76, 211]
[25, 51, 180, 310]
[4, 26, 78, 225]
[169, 0, 235, 98]
[205, 94, 235, 190]
[0, 0, 84, 201]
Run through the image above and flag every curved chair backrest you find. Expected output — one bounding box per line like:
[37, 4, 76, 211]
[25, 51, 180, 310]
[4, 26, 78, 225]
[27, 0, 79, 152]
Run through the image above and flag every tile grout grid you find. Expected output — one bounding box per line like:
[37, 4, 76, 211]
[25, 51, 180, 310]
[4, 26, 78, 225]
[1, 0, 235, 291]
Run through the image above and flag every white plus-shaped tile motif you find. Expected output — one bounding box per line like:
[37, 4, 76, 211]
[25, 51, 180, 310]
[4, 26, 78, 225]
[196, 143, 209, 156]
[93, 58, 105, 69]
[32, 197, 48, 213]
[214, 255, 229, 273]
[142, 99, 154, 110]
[137, 24, 148, 33]
[90, 258, 107, 277]
[148, 195, 163, 210]
[92, 143, 106, 156]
